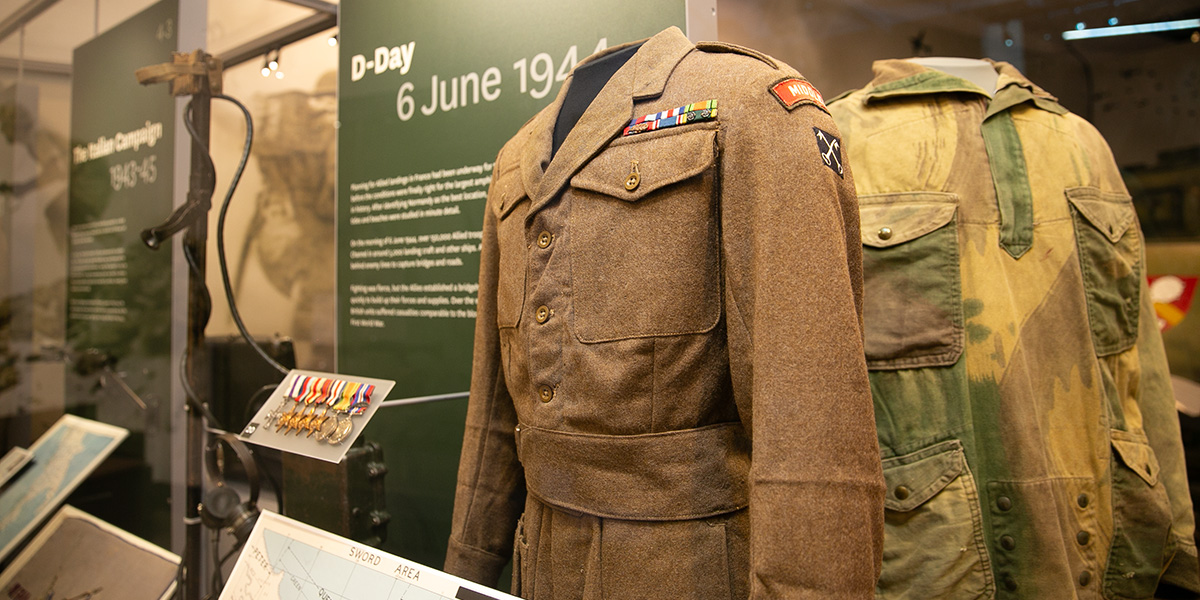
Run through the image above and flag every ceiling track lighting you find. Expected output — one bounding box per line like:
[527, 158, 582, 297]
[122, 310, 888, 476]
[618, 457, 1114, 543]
[1063, 18, 1200, 41]
[261, 48, 284, 79]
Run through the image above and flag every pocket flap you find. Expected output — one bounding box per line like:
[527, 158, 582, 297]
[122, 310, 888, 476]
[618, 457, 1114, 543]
[1065, 187, 1135, 244]
[571, 127, 717, 202]
[859, 192, 958, 248]
[881, 439, 966, 511]
[1111, 430, 1160, 487]
[494, 167, 528, 220]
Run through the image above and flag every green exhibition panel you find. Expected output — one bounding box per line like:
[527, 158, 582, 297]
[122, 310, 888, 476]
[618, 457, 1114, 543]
[337, 0, 688, 569]
[66, 0, 178, 546]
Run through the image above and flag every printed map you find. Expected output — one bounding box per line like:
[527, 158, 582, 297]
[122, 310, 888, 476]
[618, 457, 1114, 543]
[221, 511, 514, 600]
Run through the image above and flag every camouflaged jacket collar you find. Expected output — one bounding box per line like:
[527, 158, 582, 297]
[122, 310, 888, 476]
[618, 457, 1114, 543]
[519, 26, 694, 214]
[862, 59, 1068, 119]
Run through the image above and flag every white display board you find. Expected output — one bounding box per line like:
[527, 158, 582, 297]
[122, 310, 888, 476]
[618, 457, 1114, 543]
[0, 415, 128, 562]
[0, 505, 179, 600]
[220, 510, 518, 600]
[239, 369, 395, 463]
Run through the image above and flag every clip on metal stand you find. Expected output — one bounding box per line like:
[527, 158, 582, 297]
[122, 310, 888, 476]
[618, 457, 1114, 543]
[135, 49, 223, 600]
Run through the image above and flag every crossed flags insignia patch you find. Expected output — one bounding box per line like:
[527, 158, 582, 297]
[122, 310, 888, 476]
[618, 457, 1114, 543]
[813, 127, 843, 178]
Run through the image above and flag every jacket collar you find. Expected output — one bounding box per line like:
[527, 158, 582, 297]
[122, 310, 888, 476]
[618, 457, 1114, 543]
[861, 58, 1068, 119]
[520, 26, 695, 212]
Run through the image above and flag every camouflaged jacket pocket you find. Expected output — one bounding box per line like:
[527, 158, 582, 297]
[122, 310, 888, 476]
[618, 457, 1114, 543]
[567, 126, 721, 342]
[877, 439, 994, 599]
[493, 167, 529, 329]
[859, 192, 963, 370]
[1104, 430, 1172, 599]
[1065, 186, 1142, 356]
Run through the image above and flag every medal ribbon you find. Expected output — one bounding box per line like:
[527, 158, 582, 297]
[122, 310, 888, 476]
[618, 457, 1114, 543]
[623, 99, 718, 136]
[350, 384, 375, 415]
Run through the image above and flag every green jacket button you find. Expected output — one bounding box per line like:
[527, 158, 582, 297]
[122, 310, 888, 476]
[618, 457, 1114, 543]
[1076, 530, 1090, 546]
[894, 485, 910, 500]
[1000, 535, 1016, 550]
[878, 226, 893, 241]
[996, 496, 1012, 511]
[1003, 575, 1018, 591]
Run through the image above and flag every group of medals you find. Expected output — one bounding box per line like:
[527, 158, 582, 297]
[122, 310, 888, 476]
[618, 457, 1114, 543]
[266, 375, 376, 445]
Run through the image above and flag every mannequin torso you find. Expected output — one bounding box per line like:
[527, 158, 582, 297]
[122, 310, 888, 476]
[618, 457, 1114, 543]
[909, 56, 998, 95]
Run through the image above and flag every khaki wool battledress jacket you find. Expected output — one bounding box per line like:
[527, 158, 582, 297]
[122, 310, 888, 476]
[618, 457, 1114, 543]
[830, 60, 1200, 598]
[444, 27, 884, 599]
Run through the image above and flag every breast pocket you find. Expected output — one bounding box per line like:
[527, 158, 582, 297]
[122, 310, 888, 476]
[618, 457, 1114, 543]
[1065, 187, 1142, 356]
[568, 126, 720, 342]
[493, 167, 529, 329]
[860, 192, 963, 369]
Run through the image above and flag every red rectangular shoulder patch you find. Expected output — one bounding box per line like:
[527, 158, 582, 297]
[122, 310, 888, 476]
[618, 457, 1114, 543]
[770, 78, 827, 112]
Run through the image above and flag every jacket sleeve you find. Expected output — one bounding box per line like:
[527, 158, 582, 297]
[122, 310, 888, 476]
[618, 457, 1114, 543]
[444, 163, 527, 587]
[1084, 122, 1200, 591]
[718, 69, 885, 598]
[1136, 272, 1200, 591]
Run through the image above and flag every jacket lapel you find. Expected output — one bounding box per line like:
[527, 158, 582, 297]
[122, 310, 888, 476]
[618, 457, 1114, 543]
[521, 26, 695, 215]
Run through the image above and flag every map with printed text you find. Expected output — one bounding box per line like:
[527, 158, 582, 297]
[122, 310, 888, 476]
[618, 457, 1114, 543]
[0, 415, 129, 562]
[221, 511, 516, 600]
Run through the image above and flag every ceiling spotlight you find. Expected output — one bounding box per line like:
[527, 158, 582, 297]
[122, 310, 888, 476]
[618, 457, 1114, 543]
[328, 34, 338, 47]
[261, 54, 271, 77]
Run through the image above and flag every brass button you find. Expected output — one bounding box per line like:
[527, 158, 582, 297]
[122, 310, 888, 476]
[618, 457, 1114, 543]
[538, 385, 554, 403]
[894, 485, 910, 500]
[1077, 493, 1089, 508]
[1079, 570, 1091, 587]
[996, 496, 1012, 511]
[625, 172, 640, 191]
[878, 226, 893, 241]
[1076, 530, 1090, 546]
[1000, 535, 1016, 551]
[536, 231, 553, 249]
[535, 305, 551, 324]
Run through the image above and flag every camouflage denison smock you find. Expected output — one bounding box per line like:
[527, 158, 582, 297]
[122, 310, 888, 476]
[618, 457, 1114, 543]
[829, 59, 1200, 599]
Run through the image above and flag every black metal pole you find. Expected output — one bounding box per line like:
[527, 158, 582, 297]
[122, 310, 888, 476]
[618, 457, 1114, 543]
[183, 77, 213, 600]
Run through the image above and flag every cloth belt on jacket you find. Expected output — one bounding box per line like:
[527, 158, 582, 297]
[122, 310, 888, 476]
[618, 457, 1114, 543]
[515, 421, 751, 521]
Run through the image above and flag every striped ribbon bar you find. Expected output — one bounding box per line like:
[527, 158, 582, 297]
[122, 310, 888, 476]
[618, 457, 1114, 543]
[286, 375, 307, 400]
[623, 99, 718, 136]
[334, 382, 359, 412]
[350, 384, 376, 415]
[326, 380, 347, 406]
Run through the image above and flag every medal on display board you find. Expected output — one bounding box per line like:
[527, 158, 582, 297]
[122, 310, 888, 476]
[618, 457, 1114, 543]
[240, 370, 394, 463]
